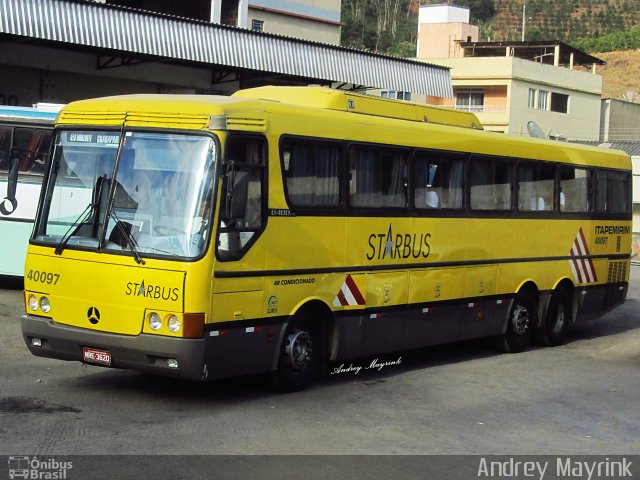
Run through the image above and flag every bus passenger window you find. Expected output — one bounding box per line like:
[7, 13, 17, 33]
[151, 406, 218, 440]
[282, 139, 341, 208]
[414, 152, 464, 210]
[470, 158, 512, 211]
[14, 128, 51, 174]
[596, 169, 630, 214]
[518, 163, 554, 212]
[560, 167, 591, 213]
[493, 163, 513, 210]
[0, 126, 10, 171]
[417, 161, 440, 208]
[470, 160, 492, 210]
[349, 146, 407, 209]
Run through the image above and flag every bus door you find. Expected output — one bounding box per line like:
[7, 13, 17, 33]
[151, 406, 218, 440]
[211, 134, 270, 376]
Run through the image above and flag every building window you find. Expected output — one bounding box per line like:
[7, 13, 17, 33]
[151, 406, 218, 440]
[455, 89, 484, 112]
[381, 90, 411, 101]
[550, 93, 569, 114]
[529, 89, 568, 113]
[537, 90, 549, 110]
[251, 19, 264, 32]
[528, 88, 536, 109]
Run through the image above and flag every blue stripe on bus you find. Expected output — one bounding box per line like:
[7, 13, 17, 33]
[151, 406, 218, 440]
[0, 106, 58, 121]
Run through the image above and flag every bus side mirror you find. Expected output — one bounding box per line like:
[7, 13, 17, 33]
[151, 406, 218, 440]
[0, 157, 19, 215]
[225, 170, 248, 220]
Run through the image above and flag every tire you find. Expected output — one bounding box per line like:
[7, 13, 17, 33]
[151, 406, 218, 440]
[500, 291, 536, 353]
[270, 319, 319, 392]
[538, 289, 571, 347]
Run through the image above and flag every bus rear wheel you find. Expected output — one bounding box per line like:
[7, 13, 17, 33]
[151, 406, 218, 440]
[500, 291, 535, 353]
[270, 319, 319, 392]
[538, 289, 570, 347]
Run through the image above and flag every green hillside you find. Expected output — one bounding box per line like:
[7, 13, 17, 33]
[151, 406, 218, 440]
[491, 0, 640, 42]
[341, 0, 640, 56]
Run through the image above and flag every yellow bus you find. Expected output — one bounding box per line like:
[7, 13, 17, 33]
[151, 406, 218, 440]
[20, 87, 632, 391]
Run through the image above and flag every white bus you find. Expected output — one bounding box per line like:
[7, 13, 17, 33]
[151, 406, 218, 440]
[0, 104, 60, 277]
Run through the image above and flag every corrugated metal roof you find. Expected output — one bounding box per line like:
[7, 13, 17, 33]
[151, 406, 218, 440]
[0, 0, 453, 97]
[599, 142, 640, 157]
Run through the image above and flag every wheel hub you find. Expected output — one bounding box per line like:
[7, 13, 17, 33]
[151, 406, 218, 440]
[285, 330, 313, 371]
[551, 303, 566, 335]
[512, 305, 530, 335]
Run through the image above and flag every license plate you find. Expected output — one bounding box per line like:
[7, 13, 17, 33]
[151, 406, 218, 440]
[83, 347, 111, 366]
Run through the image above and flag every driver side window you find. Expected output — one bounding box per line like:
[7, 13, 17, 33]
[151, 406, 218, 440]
[217, 135, 266, 258]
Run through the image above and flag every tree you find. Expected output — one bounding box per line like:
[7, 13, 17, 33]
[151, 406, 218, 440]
[386, 41, 416, 57]
[341, 0, 415, 54]
[477, 20, 497, 41]
[455, 0, 496, 23]
[525, 29, 544, 41]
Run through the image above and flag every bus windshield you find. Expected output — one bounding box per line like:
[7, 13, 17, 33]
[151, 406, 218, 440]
[34, 130, 217, 259]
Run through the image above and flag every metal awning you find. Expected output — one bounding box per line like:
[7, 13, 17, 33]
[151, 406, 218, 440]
[0, 0, 453, 97]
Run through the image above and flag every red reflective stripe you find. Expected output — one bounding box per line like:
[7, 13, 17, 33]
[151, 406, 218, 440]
[345, 275, 365, 305]
[569, 228, 597, 283]
[577, 228, 597, 282]
[336, 289, 348, 307]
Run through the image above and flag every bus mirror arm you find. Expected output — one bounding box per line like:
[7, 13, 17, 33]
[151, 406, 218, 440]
[0, 157, 19, 215]
[225, 169, 248, 220]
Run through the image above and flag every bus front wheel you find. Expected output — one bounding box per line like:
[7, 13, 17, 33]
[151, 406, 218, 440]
[270, 319, 319, 392]
[500, 292, 535, 353]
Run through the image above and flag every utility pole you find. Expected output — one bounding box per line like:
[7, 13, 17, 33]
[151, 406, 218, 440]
[521, 4, 526, 41]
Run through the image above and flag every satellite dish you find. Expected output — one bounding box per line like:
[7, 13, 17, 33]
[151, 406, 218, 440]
[527, 120, 546, 139]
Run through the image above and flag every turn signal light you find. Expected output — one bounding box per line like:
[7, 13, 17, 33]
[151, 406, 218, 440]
[182, 313, 205, 338]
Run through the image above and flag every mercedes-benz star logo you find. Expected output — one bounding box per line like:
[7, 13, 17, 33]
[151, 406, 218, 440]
[87, 306, 100, 325]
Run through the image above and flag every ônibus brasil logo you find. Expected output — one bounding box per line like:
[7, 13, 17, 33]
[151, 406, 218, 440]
[8, 456, 72, 479]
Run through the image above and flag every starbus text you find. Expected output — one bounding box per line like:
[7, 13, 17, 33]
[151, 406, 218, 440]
[366, 225, 431, 261]
[125, 281, 179, 301]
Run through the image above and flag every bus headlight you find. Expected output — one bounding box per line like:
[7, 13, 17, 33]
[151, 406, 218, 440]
[40, 297, 51, 313]
[149, 312, 162, 331]
[167, 315, 181, 333]
[28, 295, 39, 311]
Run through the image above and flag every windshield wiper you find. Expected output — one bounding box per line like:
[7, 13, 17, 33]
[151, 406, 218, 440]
[108, 209, 146, 265]
[53, 203, 93, 255]
[54, 175, 106, 256]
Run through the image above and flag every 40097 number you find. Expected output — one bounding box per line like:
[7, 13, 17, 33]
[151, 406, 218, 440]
[26, 269, 60, 285]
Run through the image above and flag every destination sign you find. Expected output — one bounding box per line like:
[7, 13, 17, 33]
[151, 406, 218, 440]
[63, 131, 120, 146]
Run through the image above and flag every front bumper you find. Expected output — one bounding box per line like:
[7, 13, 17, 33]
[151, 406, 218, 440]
[22, 314, 206, 381]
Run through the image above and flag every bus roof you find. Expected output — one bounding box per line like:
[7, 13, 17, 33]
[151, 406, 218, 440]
[232, 86, 483, 130]
[54, 87, 630, 170]
[56, 87, 482, 130]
